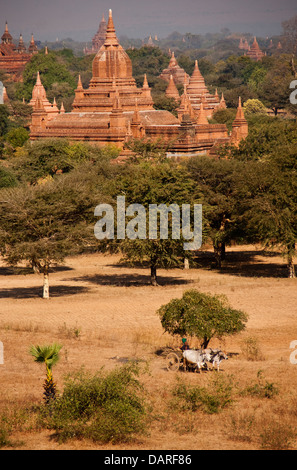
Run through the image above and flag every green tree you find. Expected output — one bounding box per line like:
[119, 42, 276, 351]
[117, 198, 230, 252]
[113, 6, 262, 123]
[157, 289, 248, 348]
[0, 173, 102, 298]
[30, 343, 62, 404]
[235, 159, 297, 277]
[0, 166, 17, 188]
[0, 105, 9, 136]
[14, 52, 77, 103]
[103, 157, 201, 285]
[259, 61, 294, 115]
[10, 139, 108, 185]
[187, 156, 245, 268]
[243, 99, 267, 116]
[5, 128, 29, 149]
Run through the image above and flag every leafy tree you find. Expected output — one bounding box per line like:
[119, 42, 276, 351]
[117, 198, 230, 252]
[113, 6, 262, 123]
[0, 173, 103, 298]
[258, 60, 294, 115]
[157, 289, 248, 348]
[102, 157, 201, 285]
[30, 343, 62, 404]
[210, 108, 237, 131]
[230, 119, 297, 161]
[127, 47, 170, 88]
[186, 156, 245, 267]
[0, 166, 17, 188]
[243, 99, 267, 116]
[0, 105, 9, 136]
[14, 52, 77, 103]
[235, 159, 297, 277]
[5, 128, 29, 149]
[9, 139, 109, 185]
[153, 95, 180, 116]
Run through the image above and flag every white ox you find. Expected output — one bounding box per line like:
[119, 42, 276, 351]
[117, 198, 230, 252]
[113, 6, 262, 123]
[209, 350, 228, 371]
[182, 349, 212, 372]
[183, 349, 228, 372]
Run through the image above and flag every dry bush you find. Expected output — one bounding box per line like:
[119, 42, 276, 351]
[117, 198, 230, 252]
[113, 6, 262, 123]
[240, 336, 265, 361]
[259, 419, 296, 450]
[226, 411, 256, 443]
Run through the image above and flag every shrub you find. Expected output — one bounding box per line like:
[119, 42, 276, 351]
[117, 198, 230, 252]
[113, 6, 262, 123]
[43, 363, 147, 443]
[241, 370, 279, 399]
[171, 374, 234, 414]
[241, 336, 264, 361]
[260, 421, 295, 450]
[227, 412, 256, 443]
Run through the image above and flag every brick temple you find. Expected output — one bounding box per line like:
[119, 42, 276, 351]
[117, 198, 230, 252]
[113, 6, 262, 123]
[0, 22, 38, 81]
[239, 37, 265, 62]
[246, 37, 265, 61]
[159, 52, 189, 85]
[84, 14, 107, 55]
[29, 10, 248, 157]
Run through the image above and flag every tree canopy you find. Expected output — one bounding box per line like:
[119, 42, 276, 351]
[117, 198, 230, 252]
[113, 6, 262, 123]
[157, 289, 248, 348]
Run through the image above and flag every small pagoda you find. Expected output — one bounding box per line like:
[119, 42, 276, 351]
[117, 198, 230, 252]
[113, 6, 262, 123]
[246, 37, 265, 61]
[159, 52, 189, 85]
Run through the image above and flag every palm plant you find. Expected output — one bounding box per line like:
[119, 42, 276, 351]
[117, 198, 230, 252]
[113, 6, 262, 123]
[30, 343, 62, 404]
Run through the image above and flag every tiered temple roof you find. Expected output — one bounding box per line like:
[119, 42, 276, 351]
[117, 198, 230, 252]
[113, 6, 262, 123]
[0, 22, 38, 81]
[30, 10, 248, 157]
[246, 37, 265, 61]
[159, 52, 189, 85]
[177, 60, 224, 119]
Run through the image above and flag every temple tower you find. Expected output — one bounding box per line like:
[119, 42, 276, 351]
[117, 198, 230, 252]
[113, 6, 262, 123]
[230, 97, 248, 145]
[85, 14, 107, 55]
[73, 10, 154, 112]
[165, 75, 180, 101]
[246, 37, 264, 61]
[159, 52, 189, 85]
[1, 22, 14, 46]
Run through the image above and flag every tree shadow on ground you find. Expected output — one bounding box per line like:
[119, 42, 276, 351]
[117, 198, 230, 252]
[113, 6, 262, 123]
[0, 285, 89, 299]
[194, 250, 290, 278]
[0, 265, 73, 277]
[70, 273, 192, 287]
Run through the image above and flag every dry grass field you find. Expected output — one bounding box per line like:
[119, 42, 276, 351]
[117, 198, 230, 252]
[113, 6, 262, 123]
[1, 245, 297, 450]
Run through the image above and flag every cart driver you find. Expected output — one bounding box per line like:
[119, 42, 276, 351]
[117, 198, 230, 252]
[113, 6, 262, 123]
[181, 338, 190, 352]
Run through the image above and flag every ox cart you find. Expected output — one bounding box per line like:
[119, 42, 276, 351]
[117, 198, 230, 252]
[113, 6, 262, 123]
[166, 350, 183, 372]
[166, 350, 198, 372]
[166, 348, 228, 373]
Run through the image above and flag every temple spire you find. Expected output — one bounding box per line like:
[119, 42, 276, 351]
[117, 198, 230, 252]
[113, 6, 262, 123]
[77, 74, 83, 90]
[196, 101, 209, 125]
[166, 74, 180, 101]
[36, 71, 42, 86]
[104, 9, 119, 46]
[28, 33, 38, 54]
[17, 33, 26, 53]
[2, 21, 13, 44]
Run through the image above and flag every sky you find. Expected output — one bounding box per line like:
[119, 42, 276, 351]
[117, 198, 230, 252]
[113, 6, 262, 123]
[1, 0, 297, 43]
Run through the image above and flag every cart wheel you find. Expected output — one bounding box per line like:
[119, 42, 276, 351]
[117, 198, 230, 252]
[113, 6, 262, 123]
[166, 352, 180, 371]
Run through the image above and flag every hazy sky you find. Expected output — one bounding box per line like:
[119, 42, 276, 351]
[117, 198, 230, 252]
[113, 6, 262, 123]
[1, 0, 297, 42]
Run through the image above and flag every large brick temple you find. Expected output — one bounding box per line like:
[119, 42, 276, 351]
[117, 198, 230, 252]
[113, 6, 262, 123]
[84, 14, 107, 55]
[0, 22, 38, 81]
[29, 10, 248, 157]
